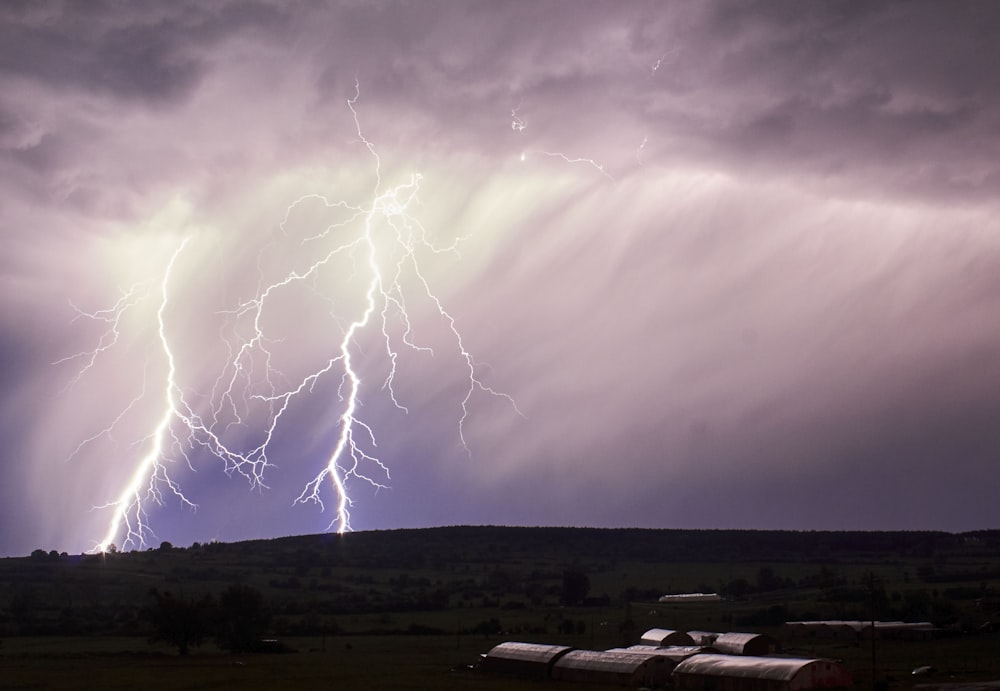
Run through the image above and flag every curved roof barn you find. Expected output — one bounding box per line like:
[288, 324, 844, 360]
[673, 654, 852, 691]
[713, 632, 779, 656]
[553, 650, 672, 688]
[640, 627, 696, 646]
[480, 642, 573, 679]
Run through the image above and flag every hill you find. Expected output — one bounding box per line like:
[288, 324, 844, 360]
[4, 526, 1000, 638]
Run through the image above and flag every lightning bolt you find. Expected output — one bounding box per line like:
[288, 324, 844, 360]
[66, 80, 520, 552]
[520, 149, 615, 181]
[94, 238, 195, 553]
[650, 46, 679, 77]
[636, 135, 648, 165]
[53, 287, 146, 390]
[511, 103, 527, 132]
[510, 99, 614, 179]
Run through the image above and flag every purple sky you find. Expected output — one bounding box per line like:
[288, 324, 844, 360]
[2, 2, 1000, 556]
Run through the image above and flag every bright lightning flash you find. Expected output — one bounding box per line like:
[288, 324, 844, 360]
[66, 82, 519, 553]
[93, 238, 196, 552]
[520, 149, 615, 180]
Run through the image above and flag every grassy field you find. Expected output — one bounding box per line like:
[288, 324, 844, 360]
[0, 634, 595, 691]
[4, 631, 1000, 691]
[3, 527, 1000, 689]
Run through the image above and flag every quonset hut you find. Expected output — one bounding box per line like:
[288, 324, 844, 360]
[641, 628, 696, 646]
[712, 632, 780, 656]
[480, 642, 573, 679]
[659, 592, 722, 603]
[608, 645, 718, 664]
[552, 650, 672, 688]
[673, 654, 852, 691]
[782, 620, 940, 641]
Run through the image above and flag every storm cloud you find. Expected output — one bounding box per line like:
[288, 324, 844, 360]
[2, 1, 1000, 555]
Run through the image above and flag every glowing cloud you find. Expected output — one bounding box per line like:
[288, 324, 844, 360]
[64, 84, 519, 552]
[4, 3, 1000, 557]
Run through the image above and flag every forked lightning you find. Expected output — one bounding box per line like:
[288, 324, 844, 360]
[65, 82, 519, 552]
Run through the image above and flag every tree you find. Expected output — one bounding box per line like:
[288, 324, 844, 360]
[214, 584, 270, 653]
[142, 589, 214, 656]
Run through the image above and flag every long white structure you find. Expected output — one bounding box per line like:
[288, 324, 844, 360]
[673, 654, 852, 691]
[659, 592, 723, 603]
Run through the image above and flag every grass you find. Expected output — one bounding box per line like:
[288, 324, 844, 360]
[0, 635, 618, 691]
[5, 632, 1000, 690]
[4, 528, 1000, 689]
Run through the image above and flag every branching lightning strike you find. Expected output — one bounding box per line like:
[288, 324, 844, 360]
[93, 238, 196, 552]
[520, 149, 615, 180]
[511, 104, 526, 132]
[65, 81, 519, 552]
[508, 99, 613, 179]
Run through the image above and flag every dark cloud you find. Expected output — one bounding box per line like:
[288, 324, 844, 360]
[2, 2, 1000, 555]
[0, 1, 294, 103]
[631, 2, 1000, 200]
[1, 8, 195, 103]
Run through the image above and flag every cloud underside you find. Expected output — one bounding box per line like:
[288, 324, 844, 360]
[2, 1, 1000, 554]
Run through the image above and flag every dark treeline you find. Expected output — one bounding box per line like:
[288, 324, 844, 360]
[3, 527, 999, 645]
[205, 526, 998, 567]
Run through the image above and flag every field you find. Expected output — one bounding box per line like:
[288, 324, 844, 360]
[2, 527, 1000, 689]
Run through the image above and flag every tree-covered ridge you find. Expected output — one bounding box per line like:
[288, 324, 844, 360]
[3, 527, 1000, 642]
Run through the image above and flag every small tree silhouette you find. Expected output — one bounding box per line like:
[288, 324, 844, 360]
[142, 588, 214, 656]
[214, 584, 270, 653]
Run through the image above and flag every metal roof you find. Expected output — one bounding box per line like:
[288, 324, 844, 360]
[673, 654, 828, 682]
[554, 650, 662, 673]
[716, 632, 768, 645]
[484, 642, 572, 663]
[659, 592, 722, 602]
[640, 628, 696, 645]
[609, 645, 716, 662]
[785, 620, 927, 629]
[713, 631, 778, 654]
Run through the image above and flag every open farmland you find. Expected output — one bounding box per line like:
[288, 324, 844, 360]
[2, 527, 1000, 689]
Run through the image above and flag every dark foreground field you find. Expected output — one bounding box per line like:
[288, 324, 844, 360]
[3, 527, 1000, 689]
[5, 632, 1000, 691]
[1, 635, 525, 691]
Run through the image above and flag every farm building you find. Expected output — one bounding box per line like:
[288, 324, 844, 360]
[713, 632, 780, 656]
[783, 620, 940, 641]
[608, 645, 717, 664]
[479, 642, 573, 679]
[641, 628, 696, 646]
[862, 621, 940, 640]
[688, 630, 721, 646]
[672, 654, 852, 691]
[781, 621, 821, 638]
[552, 650, 672, 688]
[659, 592, 723, 603]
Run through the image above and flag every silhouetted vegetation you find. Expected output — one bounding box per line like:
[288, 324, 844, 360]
[3, 527, 1000, 644]
[4, 527, 1000, 690]
[143, 589, 214, 656]
[560, 566, 591, 605]
[214, 583, 270, 653]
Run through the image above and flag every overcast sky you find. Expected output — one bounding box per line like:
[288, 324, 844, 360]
[2, 1, 1000, 556]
